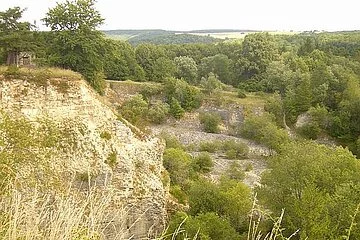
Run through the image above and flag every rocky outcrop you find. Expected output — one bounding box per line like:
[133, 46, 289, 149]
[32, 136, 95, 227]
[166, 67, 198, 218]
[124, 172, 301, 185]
[0, 75, 168, 239]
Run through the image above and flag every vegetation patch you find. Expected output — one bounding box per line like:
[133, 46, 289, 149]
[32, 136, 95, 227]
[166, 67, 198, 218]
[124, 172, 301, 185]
[199, 112, 222, 133]
[100, 131, 112, 140]
[105, 150, 117, 169]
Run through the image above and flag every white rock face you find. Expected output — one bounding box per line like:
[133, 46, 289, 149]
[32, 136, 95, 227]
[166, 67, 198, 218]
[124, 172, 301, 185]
[0, 77, 168, 239]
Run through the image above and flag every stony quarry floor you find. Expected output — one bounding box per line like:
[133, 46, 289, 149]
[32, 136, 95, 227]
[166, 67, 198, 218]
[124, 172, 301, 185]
[151, 113, 269, 188]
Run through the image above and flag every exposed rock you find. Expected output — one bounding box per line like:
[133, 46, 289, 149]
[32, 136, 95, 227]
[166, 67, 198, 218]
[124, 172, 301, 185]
[0, 76, 168, 239]
[295, 112, 311, 128]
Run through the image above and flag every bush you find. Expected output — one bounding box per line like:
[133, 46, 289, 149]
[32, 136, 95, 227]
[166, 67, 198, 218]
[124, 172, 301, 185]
[170, 185, 188, 204]
[169, 97, 185, 119]
[188, 179, 225, 215]
[159, 132, 184, 149]
[105, 151, 117, 168]
[118, 95, 148, 126]
[239, 113, 290, 152]
[199, 112, 222, 133]
[164, 77, 203, 111]
[4, 65, 21, 79]
[199, 140, 222, 153]
[147, 101, 169, 124]
[200, 72, 223, 94]
[193, 152, 214, 173]
[297, 123, 321, 140]
[222, 140, 249, 159]
[163, 148, 192, 186]
[166, 212, 241, 240]
[225, 149, 237, 159]
[244, 163, 253, 172]
[264, 93, 284, 127]
[225, 162, 245, 180]
[188, 178, 252, 234]
[237, 89, 247, 98]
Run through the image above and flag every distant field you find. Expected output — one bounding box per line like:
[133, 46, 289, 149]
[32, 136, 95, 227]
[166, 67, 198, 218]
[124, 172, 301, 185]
[186, 31, 300, 40]
[103, 29, 301, 44]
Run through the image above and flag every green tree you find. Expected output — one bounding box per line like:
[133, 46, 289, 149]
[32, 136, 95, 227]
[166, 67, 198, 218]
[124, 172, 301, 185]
[103, 39, 145, 81]
[188, 179, 225, 216]
[164, 77, 203, 111]
[257, 141, 360, 239]
[135, 43, 166, 81]
[0, 7, 35, 65]
[174, 56, 198, 84]
[219, 178, 252, 232]
[198, 54, 234, 85]
[284, 71, 312, 123]
[235, 33, 279, 81]
[43, 0, 106, 94]
[152, 56, 176, 82]
[169, 97, 185, 119]
[200, 72, 223, 94]
[262, 60, 294, 96]
[239, 113, 290, 152]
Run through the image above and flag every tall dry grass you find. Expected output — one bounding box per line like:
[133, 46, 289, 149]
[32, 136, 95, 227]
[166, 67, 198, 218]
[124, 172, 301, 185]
[246, 196, 299, 240]
[0, 185, 128, 240]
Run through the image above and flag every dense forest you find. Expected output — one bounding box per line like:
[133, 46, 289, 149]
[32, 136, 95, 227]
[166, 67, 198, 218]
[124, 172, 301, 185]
[1, 0, 360, 239]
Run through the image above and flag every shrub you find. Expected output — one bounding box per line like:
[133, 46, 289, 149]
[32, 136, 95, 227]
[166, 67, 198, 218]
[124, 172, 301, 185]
[163, 148, 192, 186]
[170, 185, 188, 204]
[239, 113, 290, 152]
[200, 72, 223, 94]
[264, 93, 284, 127]
[225, 149, 237, 159]
[140, 84, 163, 102]
[159, 132, 184, 149]
[199, 112, 222, 133]
[118, 94, 148, 126]
[4, 65, 21, 79]
[225, 162, 245, 180]
[199, 140, 222, 153]
[147, 101, 169, 124]
[188, 178, 252, 234]
[193, 152, 214, 173]
[164, 77, 203, 111]
[297, 123, 321, 140]
[166, 212, 241, 240]
[244, 163, 253, 172]
[169, 97, 185, 119]
[188, 179, 225, 215]
[222, 140, 249, 159]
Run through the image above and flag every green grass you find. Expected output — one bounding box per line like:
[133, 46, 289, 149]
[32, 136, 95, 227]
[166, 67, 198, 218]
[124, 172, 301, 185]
[204, 90, 269, 108]
[0, 66, 82, 80]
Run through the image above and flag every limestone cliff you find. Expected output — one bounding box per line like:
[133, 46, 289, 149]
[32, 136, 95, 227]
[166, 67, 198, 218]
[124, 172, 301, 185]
[0, 73, 168, 239]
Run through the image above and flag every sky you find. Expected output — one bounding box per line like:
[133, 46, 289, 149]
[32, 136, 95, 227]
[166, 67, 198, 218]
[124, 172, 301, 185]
[0, 0, 359, 32]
